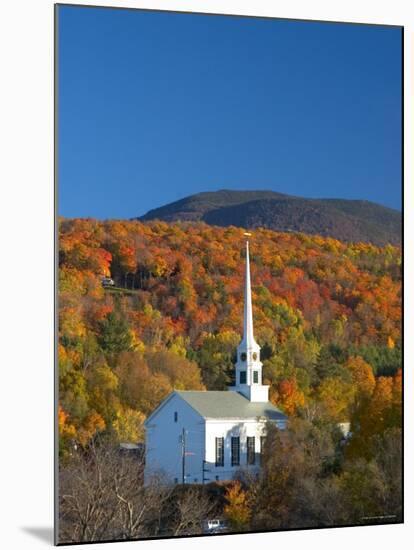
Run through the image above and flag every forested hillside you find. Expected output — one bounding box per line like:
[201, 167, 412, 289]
[138, 190, 401, 246]
[58, 218, 402, 458]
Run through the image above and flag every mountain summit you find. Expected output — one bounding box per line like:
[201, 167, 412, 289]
[138, 190, 401, 246]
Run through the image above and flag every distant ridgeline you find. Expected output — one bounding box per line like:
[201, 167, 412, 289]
[138, 189, 401, 247]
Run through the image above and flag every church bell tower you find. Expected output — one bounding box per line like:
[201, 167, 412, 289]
[229, 235, 269, 403]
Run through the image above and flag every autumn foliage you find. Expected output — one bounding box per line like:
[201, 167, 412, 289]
[224, 481, 251, 529]
[58, 218, 401, 454]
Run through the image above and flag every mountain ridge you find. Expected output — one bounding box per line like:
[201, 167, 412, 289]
[137, 189, 401, 246]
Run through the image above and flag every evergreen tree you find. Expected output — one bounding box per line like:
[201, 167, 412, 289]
[98, 311, 133, 359]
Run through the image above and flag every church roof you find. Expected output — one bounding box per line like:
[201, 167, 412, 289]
[175, 390, 287, 421]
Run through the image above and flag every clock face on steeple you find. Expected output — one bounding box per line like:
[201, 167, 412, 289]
[252, 352, 258, 361]
[240, 352, 247, 362]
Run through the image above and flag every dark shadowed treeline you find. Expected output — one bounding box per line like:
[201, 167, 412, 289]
[224, 419, 402, 531]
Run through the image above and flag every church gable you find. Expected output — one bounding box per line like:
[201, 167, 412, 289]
[144, 391, 204, 426]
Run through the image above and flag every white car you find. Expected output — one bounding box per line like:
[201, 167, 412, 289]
[203, 519, 227, 534]
[101, 276, 115, 287]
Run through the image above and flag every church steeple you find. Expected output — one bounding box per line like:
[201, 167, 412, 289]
[242, 239, 256, 350]
[229, 235, 269, 403]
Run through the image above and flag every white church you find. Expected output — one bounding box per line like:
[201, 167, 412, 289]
[144, 238, 287, 484]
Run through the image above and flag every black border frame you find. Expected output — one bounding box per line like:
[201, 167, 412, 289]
[54, 3, 404, 546]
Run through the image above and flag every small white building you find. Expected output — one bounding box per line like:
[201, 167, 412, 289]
[144, 238, 287, 484]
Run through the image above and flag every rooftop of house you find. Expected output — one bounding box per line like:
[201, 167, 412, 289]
[175, 390, 287, 421]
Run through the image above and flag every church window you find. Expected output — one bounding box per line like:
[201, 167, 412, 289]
[252, 352, 258, 361]
[231, 436, 240, 466]
[174, 411, 178, 422]
[247, 436, 256, 465]
[240, 352, 247, 362]
[253, 371, 259, 384]
[239, 371, 247, 384]
[215, 437, 224, 467]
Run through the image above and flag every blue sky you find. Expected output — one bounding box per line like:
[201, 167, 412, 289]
[57, 6, 402, 218]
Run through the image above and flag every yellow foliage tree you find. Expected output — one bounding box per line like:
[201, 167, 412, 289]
[387, 336, 395, 349]
[112, 407, 146, 443]
[224, 481, 251, 530]
[345, 356, 376, 399]
[317, 377, 356, 422]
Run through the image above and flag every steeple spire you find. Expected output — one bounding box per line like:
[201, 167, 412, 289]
[229, 234, 269, 403]
[243, 238, 257, 349]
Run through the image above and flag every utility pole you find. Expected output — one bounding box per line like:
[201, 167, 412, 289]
[181, 428, 186, 484]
